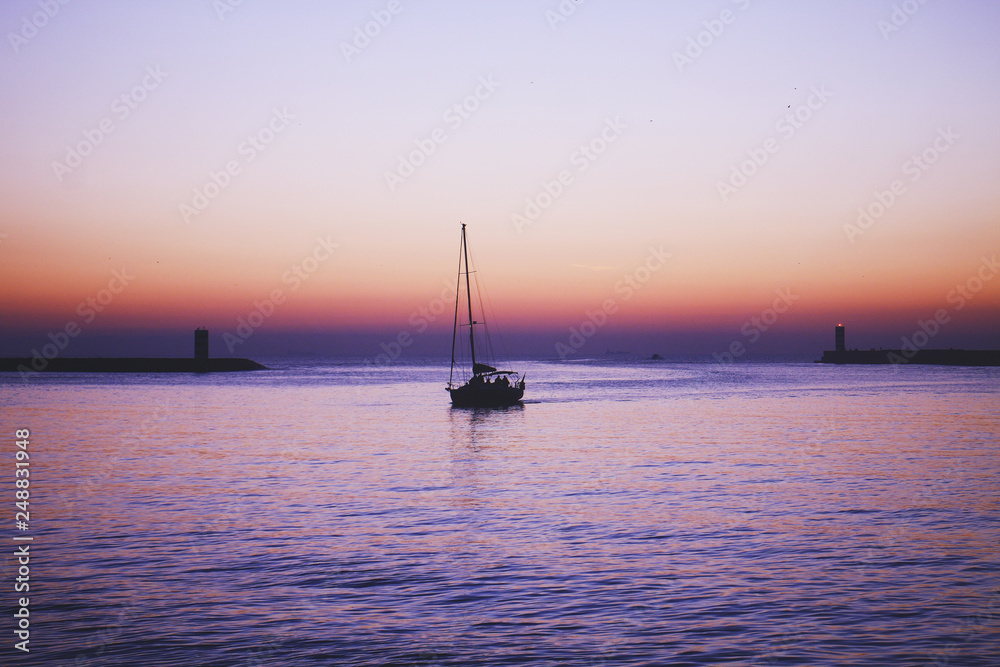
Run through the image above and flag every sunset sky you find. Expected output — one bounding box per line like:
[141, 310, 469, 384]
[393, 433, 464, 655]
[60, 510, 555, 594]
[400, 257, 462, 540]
[1, 0, 998, 358]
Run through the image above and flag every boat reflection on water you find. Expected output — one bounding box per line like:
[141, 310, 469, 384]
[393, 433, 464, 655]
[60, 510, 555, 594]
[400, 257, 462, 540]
[446, 224, 525, 408]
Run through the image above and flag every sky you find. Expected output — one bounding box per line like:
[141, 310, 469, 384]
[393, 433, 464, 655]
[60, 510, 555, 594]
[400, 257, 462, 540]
[1, 0, 998, 359]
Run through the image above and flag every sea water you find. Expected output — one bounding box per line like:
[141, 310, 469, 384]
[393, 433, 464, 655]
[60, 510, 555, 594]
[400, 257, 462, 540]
[1, 359, 998, 665]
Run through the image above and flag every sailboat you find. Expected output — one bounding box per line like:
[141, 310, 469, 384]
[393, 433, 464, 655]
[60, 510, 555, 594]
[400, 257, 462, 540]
[447, 224, 526, 408]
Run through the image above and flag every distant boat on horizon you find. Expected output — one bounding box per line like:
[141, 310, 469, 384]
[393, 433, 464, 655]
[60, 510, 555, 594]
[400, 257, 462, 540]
[447, 224, 525, 408]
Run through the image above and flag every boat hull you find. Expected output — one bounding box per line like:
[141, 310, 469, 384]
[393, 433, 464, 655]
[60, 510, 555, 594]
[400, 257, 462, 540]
[449, 382, 525, 408]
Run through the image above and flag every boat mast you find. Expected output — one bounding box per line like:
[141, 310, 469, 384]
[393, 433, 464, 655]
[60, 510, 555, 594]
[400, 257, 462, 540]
[461, 223, 477, 370]
[449, 227, 463, 386]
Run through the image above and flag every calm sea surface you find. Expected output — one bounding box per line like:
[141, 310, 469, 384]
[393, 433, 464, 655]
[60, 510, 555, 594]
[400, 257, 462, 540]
[2, 360, 999, 666]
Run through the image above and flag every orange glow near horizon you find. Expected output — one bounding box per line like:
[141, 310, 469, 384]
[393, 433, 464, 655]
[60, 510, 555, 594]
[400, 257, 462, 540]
[4, 251, 997, 339]
[1, 3, 998, 351]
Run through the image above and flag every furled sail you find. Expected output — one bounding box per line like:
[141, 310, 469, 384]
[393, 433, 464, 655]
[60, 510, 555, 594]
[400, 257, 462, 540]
[473, 362, 496, 376]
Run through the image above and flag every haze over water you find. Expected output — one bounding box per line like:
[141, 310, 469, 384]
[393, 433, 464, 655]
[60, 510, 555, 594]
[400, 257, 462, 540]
[3, 360, 998, 665]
